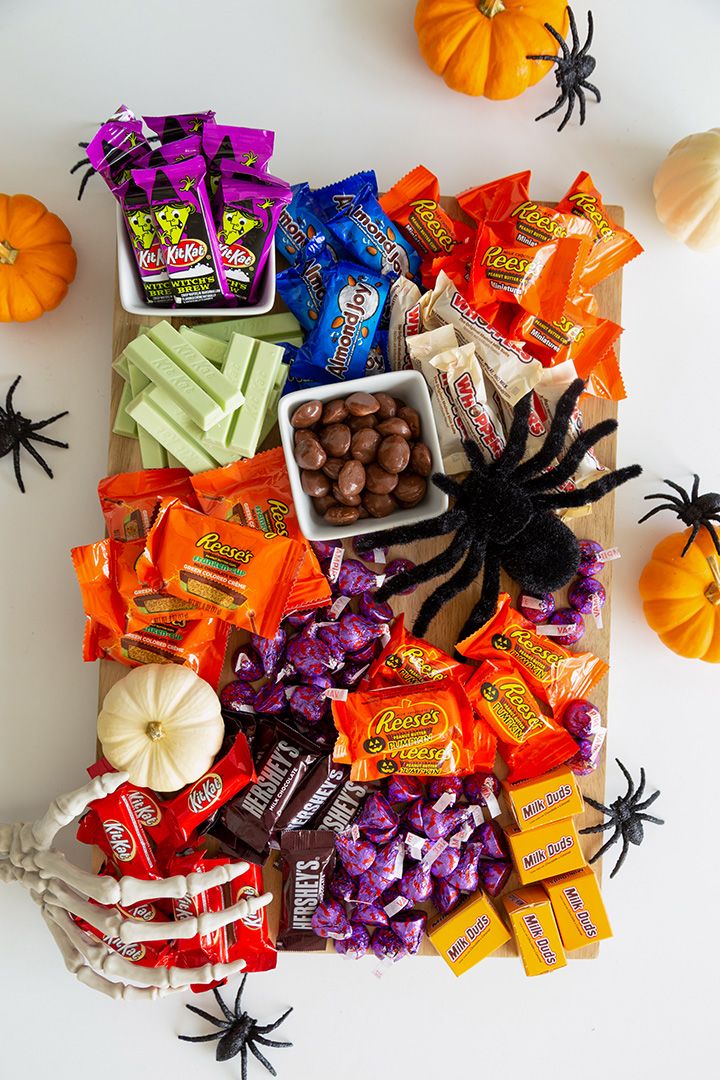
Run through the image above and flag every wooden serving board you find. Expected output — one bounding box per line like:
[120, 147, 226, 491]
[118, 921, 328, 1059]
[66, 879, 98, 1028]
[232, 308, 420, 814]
[102, 200, 624, 961]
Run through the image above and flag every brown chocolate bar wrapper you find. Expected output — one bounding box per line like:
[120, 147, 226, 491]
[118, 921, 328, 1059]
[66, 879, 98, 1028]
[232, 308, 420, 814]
[277, 829, 335, 952]
[276, 756, 350, 833]
[219, 723, 321, 854]
[313, 776, 372, 833]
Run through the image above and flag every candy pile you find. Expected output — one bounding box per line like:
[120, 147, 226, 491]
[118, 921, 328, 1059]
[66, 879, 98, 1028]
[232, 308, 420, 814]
[87, 105, 289, 307]
[308, 778, 510, 962]
[114, 317, 298, 470]
[72, 453, 332, 680]
[74, 736, 277, 982]
[290, 390, 433, 525]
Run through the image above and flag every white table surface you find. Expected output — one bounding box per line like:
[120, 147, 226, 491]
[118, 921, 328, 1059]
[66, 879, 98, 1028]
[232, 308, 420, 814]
[1, 1, 717, 1076]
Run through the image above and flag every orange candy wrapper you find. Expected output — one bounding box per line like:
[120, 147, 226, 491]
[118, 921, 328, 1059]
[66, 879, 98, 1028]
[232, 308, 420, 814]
[97, 468, 199, 542]
[380, 165, 462, 259]
[136, 498, 305, 638]
[332, 678, 496, 781]
[458, 171, 533, 225]
[190, 448, 330, 615]
[457, 593, 608, 715]
[556, 171, 643, 288]
[72, 538, 202, 631]
[464, 662, 577, 782]
[470, 221, 589, 320]
[365, 613, 470, 690]
[508, 304, 625, 400]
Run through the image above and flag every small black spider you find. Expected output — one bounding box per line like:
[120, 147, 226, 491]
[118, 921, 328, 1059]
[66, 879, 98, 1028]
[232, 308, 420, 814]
[580, 759, 664, 878]
[70, 133, 159, 200]
[179, 977, 292, 1080]
[357, 378, 641, 641]
[527, 7, 601, 132]
[638, 474, 720, 557]
[0, 376, 69, 493]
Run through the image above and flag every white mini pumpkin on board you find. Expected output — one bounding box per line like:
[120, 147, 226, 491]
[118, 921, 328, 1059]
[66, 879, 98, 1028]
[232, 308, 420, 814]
[653, 128, 720, 251]
[97, 664, 224, 793]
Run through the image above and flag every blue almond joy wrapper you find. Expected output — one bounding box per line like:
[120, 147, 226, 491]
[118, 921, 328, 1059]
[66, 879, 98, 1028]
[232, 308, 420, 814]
[276, 235, 335, 331]
[327, 183, 422, 282]
[276, 182, 343, 265]
[290, 261, 391, 384]
[311, 169, 378, 221]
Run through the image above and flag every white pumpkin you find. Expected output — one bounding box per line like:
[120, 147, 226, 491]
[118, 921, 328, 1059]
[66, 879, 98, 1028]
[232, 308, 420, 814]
[653, 128, 720, 251]
[97, 664, 224, 792]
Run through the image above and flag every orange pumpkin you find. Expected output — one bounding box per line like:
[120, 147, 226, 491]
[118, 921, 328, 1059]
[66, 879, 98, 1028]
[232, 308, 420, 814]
[414, 0, 569, 100]
[639, 527, 720, 663]
[0, 194, 77, 322]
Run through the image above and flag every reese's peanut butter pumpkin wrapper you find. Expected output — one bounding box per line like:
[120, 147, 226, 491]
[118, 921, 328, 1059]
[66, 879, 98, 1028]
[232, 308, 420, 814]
[191, 448, 331, 614]
[136, 497, 305, 638]
[98, 467, 199, 542]
[457, 594, 608, 715]
[331, 678, 494, 781]
[365, 613, 469, 689]
[464, 662, 577, 783]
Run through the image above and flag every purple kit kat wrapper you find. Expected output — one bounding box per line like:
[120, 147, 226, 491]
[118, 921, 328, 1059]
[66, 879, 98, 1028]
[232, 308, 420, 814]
[86, 107, 150, 190]
[132, 156, 231, 304]
[113, 176, 174, 306]
[278, 829, 335, 952]
[214, 173, 291, 303]
[202, 123, 275, 194]
[143, 110, 216, 144]
[134, 134, 202, 171]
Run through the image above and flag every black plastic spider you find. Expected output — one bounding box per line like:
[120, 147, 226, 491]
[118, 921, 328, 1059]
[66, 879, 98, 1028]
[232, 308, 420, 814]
[527, 7, 601, 132]
[356, 378, 641, 641]
[0, 376, 69, 493]
[70, 134, 159, 200]
[639, 474, 720, 557]
[580, 759, 664, 878]
[179, 978, 292, 1080]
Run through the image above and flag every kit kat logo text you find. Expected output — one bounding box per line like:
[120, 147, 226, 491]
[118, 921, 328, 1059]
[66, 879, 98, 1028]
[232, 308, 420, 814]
[196, 532, 254, 564]
[188, 773, 223, 815]
[165, 237, 208, 269]
[103, 820, 136, 862]
[103, 936, 146, 962]
[126, 789, 162, 828]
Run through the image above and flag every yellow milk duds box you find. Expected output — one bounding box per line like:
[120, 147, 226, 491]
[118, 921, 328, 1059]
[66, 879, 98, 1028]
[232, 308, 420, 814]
[543, 866, 612, 951]
[503, 886, 567, 977]
[429, 891, 510, 976]
[503, 766, 584, 831]
[505, 817, 586, 884]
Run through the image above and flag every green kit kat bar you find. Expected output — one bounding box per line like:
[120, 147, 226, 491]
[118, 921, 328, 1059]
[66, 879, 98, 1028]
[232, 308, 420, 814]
[147, 321, 245, 415]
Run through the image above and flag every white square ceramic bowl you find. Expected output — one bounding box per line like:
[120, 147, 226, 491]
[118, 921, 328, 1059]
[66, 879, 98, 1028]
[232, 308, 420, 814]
[116, 205, 276, 318]
[278, 369, 449, 541]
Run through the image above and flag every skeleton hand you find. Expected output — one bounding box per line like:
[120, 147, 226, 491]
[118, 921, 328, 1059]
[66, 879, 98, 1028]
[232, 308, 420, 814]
[0, 771, 272, 1000]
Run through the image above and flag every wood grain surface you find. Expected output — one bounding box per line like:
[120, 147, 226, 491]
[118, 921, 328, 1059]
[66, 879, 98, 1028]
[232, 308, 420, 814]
[102, 201, 624, 960]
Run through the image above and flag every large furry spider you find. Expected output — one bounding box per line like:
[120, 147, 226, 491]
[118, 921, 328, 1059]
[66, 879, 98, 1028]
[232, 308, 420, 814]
[580, 759, 664, 878]
[357, 379, 641, 641]
[0, 376, 69, 493]
[179, 977, 292, 1080]
[528, 7, 601, 132]
[639, 474, 720, 557]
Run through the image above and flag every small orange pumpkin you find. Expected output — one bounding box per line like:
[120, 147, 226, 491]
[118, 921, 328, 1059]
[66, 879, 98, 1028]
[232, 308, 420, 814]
[414, 0, 569, 100]
[0, 194, 77, 322]
[639, 528, 720, 663]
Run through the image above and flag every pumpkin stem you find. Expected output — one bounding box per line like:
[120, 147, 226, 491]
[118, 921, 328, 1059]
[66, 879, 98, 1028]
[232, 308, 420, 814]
[477, 0, 505, 17]
[706, 555, 720, 605]
[146, 720, 164, 741]
[0, 240, 19, 265]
